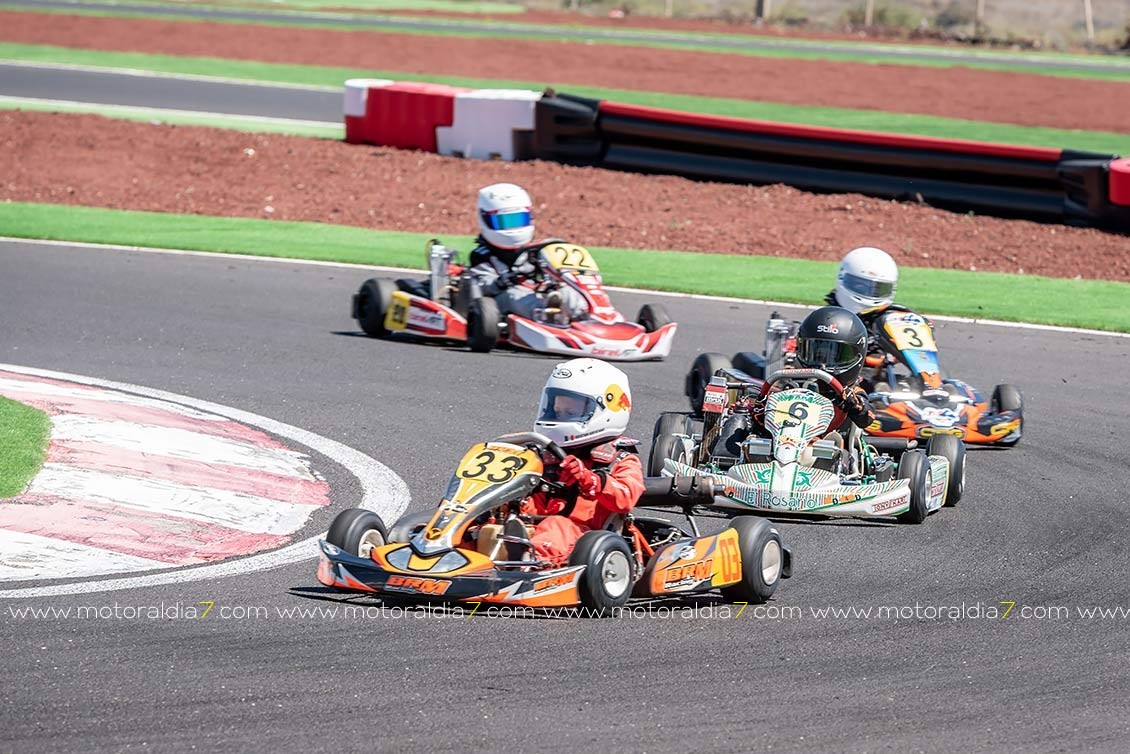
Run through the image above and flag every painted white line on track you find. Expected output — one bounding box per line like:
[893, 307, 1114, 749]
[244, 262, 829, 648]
[3, 236, 1126, 340]
[0, 363, 411, 599]
[0, 95, 340, 127]
[0, 59, 340, 90]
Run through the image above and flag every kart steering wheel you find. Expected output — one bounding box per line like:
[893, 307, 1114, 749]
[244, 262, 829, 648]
[491, 431, 568, 463]
[760, 368, 845, 398]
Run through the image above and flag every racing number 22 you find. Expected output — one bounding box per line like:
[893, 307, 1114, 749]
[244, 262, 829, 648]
[460, 451, 528, 483]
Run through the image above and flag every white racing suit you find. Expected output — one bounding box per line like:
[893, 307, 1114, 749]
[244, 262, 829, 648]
[468, 241, 586, 321]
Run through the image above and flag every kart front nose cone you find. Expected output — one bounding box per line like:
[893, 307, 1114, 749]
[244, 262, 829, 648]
[761, 540, 783, 585]
[602, 550, 632, 599]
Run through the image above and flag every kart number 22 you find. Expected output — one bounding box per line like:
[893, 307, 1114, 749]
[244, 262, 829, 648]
[544, 244, 598, 272]
[460, 450, 528, 484]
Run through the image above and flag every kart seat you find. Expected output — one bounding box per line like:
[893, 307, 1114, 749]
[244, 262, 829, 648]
[396, 278, 431, 298]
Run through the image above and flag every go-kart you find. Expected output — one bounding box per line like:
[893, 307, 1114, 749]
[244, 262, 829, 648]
[351, 239, 677, 361]
[684, 310, 1022, 448]
[653, 368, 966, 524]
[316, 432, 791, 614]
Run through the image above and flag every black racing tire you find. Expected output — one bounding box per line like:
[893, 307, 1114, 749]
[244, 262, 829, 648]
[467, 296, 500, 353]
[991, 384, 1024, 446]
[326, 508, 388, 558]
[732, 351, 767, 380]
[387, 510, 434, 543]
[896, 450, 931, 524]
[570, 530, 634, 616]
[636, 303, 672, 333]
[926, 434, 966, 507]
[354, 278, 395, 338]
[647, 412, 694, 477]
[721, 517, 785, 604]
[686, 352, 733, 415]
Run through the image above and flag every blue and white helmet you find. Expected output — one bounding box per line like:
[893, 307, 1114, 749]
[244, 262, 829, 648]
[477, 183, 534, 250]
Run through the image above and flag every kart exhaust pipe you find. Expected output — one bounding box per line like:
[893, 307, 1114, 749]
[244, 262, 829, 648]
[640, 475, 716, 507]
[867, 437, 918, 454]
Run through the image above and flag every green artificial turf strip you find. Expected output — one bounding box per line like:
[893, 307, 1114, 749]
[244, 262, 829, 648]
[1, 203, 1127, 333]
[0, 396, 51, 498]
[3, 3, 1128, 82]
[2, 44, 1127, 154]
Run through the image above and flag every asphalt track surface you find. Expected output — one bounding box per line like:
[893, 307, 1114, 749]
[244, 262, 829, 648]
[2, 239, 1129, 753]
[7, 0, 1130, 75]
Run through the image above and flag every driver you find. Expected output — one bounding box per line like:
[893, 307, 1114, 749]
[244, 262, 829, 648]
[468, 182, 585, 321]
[516, 358, 645, 565]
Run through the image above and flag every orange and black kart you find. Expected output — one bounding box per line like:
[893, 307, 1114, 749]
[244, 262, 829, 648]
[317, 432, 791, 614]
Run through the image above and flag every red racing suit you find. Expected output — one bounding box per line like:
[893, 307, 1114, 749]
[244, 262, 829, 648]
[522, 439, 645, 565]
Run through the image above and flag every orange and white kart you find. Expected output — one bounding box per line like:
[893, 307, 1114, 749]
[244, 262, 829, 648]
[351, 239, 677, 361]
[317, 432, 791, 614]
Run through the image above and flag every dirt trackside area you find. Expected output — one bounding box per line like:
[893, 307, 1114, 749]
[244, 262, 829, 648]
[2, 11, 1129, 134]
[3, 112, 1126, 282]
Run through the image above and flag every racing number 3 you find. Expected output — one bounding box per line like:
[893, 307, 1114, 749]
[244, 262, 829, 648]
[460, 451, 528, 483]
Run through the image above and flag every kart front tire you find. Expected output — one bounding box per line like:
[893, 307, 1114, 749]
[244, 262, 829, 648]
[926, 434, 966, 507]
[686, 352, 733, 415]
[991, 383, 1024, 446]
[647, 411, 694, 477]
[896, 450, 931, 524]
[326, 508, 388, 559]
[637, 303, 672, 333]
[570, 530, 634, 616]
[721, 517, 784, 604]
[467, 297, 500, 353]
[354, 278, 395, 338]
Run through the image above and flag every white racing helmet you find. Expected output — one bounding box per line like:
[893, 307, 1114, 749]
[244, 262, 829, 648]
[836, 246, 899, 315]
[477, 183, 534, 250]
[535, 358, 632, 449]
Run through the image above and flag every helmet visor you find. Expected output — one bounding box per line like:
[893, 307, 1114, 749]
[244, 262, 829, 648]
[481, 209, 531, 231]
[797, 338, 862, 372]
[538, 388, 598, 423]
[842, 272, 894, 299]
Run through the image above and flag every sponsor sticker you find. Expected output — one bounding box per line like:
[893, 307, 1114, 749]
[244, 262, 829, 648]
[703, 384, 727, 414]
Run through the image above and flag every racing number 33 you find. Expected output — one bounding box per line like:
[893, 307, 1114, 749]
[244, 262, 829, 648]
[460, 450, 528, 483]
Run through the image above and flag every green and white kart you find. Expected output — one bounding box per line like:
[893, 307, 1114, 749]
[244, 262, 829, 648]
[653, 368, 966, 524]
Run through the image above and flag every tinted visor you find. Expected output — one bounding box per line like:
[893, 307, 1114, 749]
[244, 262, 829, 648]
[538, 389, 598, 423]
[796, 338, 862, 372]
[481, 209, 531, 231]
[843, 272, 894, 299]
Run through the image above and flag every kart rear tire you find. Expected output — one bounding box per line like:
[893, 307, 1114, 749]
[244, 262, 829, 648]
[637, 303, 672, 333]
[686, 353, 733, 415]
[926, 434, 966, 507]
[732, 351, 767, 380]
[387, 510, 434, 543]
[570, 530, 634, 616]
[991, 384, 1024, 446]
[354, 278, 395, 338]
[467, 297, 500, 353]
[326, 508, 388, 559]
[896, 450, 931, 524]
[647, 411, 694, 477]
[721, 517, 785, 604]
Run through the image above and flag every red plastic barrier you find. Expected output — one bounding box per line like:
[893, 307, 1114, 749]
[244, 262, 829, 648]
[598, 101, 1064, 163]
[345, 82, 470, 151]
[1110, 158, 1130, 207]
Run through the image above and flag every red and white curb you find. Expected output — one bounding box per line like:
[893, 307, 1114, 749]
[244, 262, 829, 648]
[0, 364, 409, 598]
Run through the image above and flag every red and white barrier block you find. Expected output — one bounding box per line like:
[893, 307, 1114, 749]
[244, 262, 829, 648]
[344, 79, 541, 161]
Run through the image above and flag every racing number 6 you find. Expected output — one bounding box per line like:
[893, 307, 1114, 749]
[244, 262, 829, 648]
[788, 401, 809, 422]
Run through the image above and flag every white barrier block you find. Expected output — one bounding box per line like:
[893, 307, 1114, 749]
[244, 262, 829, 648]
[343, 78, 395, 117]
[435, 88, 542, 161]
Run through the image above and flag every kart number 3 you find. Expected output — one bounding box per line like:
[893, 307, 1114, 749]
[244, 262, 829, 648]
[888, 322, 936, 352]
[459, 450, 529, 484]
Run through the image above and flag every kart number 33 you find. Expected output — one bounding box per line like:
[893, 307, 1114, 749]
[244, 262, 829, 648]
[459, 450, 529, 484]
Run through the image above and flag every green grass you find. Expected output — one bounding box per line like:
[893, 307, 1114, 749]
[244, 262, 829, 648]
[5, 2, 1130, 81]
[4, 44, 1128, 154]
[0, 95, 344, 136]
[1, 202, 1127, 333]
[0, 396, 51, 498]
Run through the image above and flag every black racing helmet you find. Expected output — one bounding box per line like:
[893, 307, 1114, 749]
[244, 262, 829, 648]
[795, 306, 868, 386]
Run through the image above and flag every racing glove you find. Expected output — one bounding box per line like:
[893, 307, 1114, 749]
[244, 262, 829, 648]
[557, 455, 602, 497]
[494, 269, 519, 291]
[840, 387, 874, 429]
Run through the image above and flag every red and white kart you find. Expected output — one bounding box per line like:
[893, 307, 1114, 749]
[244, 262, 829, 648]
[352, 239, 678, 361]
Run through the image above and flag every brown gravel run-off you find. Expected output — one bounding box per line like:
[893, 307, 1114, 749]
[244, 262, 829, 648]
[2, 11, 1129, 134]
[4, 112, 1128, 282]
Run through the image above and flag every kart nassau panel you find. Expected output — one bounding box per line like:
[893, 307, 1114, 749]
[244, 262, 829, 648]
[868, 379, 1022, 445]
[384, 290, 467, 341]
[638, 529, 743, 597]
[507, 316, 676, 361]
[540, 243, 622, 325]
[925, 455, 950, 513]
[665, 459, 913, 518]
[880, 311, 942, 389]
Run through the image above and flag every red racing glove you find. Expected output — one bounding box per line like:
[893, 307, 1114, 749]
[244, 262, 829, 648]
[558, 454, 601, 497]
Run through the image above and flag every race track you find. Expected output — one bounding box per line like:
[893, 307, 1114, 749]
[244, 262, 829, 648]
[2, 240, 1128, 753]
